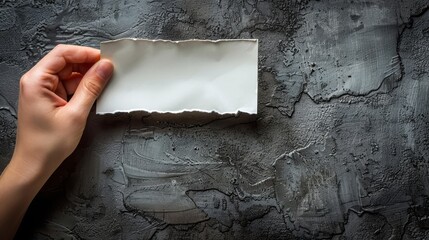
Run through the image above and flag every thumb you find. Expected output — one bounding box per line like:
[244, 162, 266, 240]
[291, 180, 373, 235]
[67, 59, 114, 117]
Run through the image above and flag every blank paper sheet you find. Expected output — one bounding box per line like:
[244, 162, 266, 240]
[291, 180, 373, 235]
[97, 39, 258, 114]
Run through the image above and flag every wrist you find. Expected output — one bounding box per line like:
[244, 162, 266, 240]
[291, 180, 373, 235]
[7, 150, 55, 193]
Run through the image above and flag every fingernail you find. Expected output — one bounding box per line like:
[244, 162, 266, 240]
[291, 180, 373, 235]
[96, 59, 114, 80]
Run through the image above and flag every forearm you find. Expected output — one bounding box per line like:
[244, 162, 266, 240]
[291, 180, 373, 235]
[0, 154, 53, 240]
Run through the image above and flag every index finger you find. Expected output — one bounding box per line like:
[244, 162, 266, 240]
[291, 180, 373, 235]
[34, 44, 100, 75]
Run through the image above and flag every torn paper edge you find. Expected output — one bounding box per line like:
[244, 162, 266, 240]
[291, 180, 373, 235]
[97, 38, 259, 115]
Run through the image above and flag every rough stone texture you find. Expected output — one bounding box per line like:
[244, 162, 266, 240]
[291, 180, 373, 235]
[1, 0, 429, 239]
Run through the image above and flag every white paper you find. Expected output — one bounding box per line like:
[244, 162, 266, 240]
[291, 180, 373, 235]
[97, 39, 258, 114]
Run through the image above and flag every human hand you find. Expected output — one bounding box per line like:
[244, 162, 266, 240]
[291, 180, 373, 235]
[12, 44, 114, 179]
[0, 44, 113, 240]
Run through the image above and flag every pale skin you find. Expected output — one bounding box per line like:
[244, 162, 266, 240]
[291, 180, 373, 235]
[0, 45, 114, 239]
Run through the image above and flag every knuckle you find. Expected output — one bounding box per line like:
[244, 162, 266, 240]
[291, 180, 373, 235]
[19, 73, 31, 87]
[19, 72, 38, 92]
[67, 106, 86, 123]
[54, 44, 66, 51]
[20, 70, 57, 91]
[69, 109, 80, 119]
[83, 78, 102, 97]
[53, 44, 72, 56]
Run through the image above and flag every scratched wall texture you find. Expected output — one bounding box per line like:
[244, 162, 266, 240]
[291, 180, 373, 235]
[1, 0, 429, 239]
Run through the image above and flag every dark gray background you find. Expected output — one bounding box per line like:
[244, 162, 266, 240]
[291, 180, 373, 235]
[1, 0, 429, 239]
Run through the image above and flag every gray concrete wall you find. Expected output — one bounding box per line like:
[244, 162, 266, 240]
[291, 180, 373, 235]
[0, 0, 428, 239]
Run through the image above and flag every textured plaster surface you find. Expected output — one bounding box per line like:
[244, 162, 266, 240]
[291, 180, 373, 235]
[0, 0, 429, 239]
